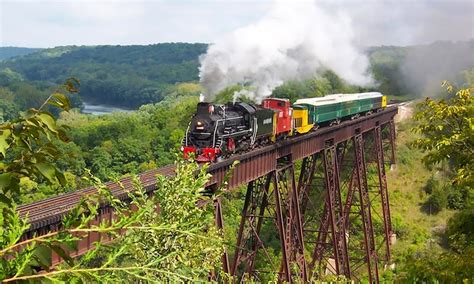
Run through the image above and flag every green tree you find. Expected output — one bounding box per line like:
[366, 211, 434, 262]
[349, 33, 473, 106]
[412, 82, 474, 189]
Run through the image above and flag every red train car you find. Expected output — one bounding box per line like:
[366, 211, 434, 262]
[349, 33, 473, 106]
[262, 98, 293, 137]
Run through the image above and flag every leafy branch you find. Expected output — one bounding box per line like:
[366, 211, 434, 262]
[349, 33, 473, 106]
[0, 81, 225, 282]
[412, 81, 473, 188]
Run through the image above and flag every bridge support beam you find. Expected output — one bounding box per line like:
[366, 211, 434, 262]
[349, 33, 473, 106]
[230, 157, 309, 283]
[231, 175, 271, 281]
[374, 126, 393, 263]
[309, 145, 350, 278]
[214, 197, 230, 274]
[353, 133, 379, 284]
[389, 120, 396, 165]
[275, 161, 308, 282]
[226, 124, 395, 283]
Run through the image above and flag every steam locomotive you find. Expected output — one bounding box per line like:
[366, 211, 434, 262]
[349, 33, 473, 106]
[182, 92, 387, 162]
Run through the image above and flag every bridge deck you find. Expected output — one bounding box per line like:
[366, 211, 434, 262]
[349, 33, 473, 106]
[18, 107, 397, 233]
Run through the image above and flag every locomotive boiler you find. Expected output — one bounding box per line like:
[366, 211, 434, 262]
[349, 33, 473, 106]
[182, 101, 275, 162]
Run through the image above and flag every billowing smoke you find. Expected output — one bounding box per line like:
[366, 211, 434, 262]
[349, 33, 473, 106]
[199, 0, 372, 103]
[401, 40, 474, 96]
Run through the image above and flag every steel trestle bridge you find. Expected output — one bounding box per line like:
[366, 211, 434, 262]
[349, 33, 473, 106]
[18, 106, 398, 283]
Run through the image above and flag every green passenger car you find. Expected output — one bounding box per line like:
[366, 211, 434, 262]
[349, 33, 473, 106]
[294, 92, 386, 125]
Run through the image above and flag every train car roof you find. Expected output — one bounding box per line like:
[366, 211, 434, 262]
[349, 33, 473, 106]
[294, 92, 383, 106]
[264, 98, 290, 102]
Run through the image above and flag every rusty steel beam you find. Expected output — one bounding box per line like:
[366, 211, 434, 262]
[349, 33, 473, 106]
[231, 175, 272, 281]
[308, 141, 352, 278]
[374, 126, 393, 263]
[343, 169, 356, 230]
[298, 154, 318, 214]
[273, 166, 292, 283]
[324, 145, 350, 276]
[388, 120, 396, 165]
[276, 160, 308, 282]
[353, 134, 379, 283]
[214, 197, 230, 275]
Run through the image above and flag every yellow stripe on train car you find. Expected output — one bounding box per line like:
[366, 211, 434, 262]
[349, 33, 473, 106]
[382, 95, 388, 108]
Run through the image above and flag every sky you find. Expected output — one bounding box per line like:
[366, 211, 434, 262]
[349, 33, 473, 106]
[0, 0, 473, 48]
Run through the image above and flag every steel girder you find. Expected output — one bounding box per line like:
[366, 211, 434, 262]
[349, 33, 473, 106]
[215, 120, 396, 283]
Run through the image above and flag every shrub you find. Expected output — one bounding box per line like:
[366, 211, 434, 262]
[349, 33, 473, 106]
[424, 187, 447, 214]
[423, 175, 439, 194]
[446, 209, 474, 251]
[447, 186, 467, 210]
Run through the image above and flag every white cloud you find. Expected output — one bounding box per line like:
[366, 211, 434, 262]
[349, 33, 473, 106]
[0, 0, 472, 47]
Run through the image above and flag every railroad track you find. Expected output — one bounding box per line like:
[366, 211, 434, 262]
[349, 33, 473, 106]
[18, 164, 176, 232]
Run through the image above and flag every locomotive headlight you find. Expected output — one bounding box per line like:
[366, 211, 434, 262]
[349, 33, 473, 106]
[196, 121, 204, 130]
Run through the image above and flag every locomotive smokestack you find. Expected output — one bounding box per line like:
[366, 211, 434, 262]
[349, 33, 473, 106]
[199, 93, 205, 102]
[196, 102, 212, 115]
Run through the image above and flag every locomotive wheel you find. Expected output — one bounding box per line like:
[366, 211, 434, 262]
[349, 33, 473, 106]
[351, 114, 360, 120]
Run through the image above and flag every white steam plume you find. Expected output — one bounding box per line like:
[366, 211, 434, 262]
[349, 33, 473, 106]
[199, 0, 372, 103]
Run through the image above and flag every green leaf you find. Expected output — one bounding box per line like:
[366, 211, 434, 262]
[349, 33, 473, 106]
[0, 129, 11, 157]
[65, 77, 80, 93]
[0, 173, 19, 195]
[37, 112, 58, 133]
[35, 163, 57, 183]
[0, 173, 13, 191]
[32, 244, 52, 270]
[0, 192, 12, 206]
[48, 92, 71, 111]
[56, 170, 66, 186]
[49, 243, 75, 267]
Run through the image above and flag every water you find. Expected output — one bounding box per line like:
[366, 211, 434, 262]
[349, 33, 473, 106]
[81, 102, 132, 115]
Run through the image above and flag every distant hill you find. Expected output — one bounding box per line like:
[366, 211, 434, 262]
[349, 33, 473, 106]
[0, 43, 208, 107]
[0, 47, 43, 61]
[1, 41, 472, 109]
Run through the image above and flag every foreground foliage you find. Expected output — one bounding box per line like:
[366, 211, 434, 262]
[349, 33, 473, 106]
[1, 162, 223, 282]
[395, 83, 474, 282]
[0, 85, 223, 282]
[413, 82, 473, 189]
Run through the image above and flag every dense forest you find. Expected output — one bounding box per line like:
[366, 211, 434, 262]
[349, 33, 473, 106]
[0, 47, 42, 61]
[0, 43, 207, 108]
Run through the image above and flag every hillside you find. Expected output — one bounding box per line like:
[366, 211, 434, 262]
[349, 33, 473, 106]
[0, 43, 208, 107]
[0, 47, 42, 61]
[0, 40, 472, 112]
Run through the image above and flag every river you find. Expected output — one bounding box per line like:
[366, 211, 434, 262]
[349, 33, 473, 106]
[81, 102, 132, 115]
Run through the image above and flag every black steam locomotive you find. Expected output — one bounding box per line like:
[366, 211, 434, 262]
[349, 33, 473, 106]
[182, 102, 275, 162]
